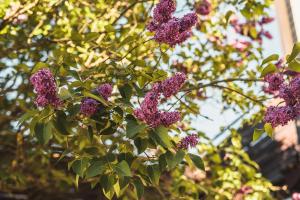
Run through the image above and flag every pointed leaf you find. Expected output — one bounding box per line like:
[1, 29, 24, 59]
[287, 42, 300, 63]
[264, 123, 273, 138]
[253, 129, 264, 141]
[188, 153, 205, 170]
[114, 160, 132, 177]
[34, 122, 53, 145]
[288, 59, 300, 72]
[126, 118, 146, 138]
[261, 54, 279, 66]
[261, 63, 277, 77]
[86, 161, 106, 178]
[133, 178, 144, 199]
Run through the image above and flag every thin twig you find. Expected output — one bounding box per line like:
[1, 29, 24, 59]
[183, 78, 262, 92]
[212, 84, 263, 105]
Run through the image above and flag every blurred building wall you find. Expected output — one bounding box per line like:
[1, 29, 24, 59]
[273, 0, 299, 150]
[274, 0, 298, 54]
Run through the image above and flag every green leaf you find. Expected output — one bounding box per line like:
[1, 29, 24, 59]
[253, 128, 264, 141]
[165, 151, 184, 170]
[34, 122, 53, 145]
[75, 175, 79, 189]
[133, 178, 144, 199]
[68, 104, 81, 117]
[225, 10, 234, 26]
[120, 35, 135, 46]
[100, 175, 116, 199]
[118, 153, 134, 166]
[99, 120, 117, 135]
[53, 111, 72, 135]
[288, 59, 300, 72]
[85, 32, 99, 41]
[188, 153, 205, 170]
[126, 118, 146, 138]
[58, 87, 72, 100]
[264, 123, 273, 138]
[87, 126, 93, 143]
[147, 165, 160, 185]
[119, 84, 133, 102]
[174, 150, 185, 166]
[71, 158, 89, 177]
[32, 62, 49, 73]
[249, 26, 257, 38]
[231, 136, 241, 148]
[82, 91, 108, 106]
[261, 63, 277, 77]
[114, 160, 132, 177]
[152, 126, 172, 148]
[165, 151, 175, 169]
[86, 161, 106, 178]
[287, 42, 300, 63]
[134, 137, 148, 154]
[17, 112, 33, 127]
[113, 181, 121, 198]
[104, 24, 115, 32]
[158, 154, 168, 171]
[261, 54, 279, 66]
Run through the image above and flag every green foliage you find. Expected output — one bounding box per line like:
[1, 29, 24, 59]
[0, 0, 287, 199]
[253, 128, 264, 141]
[264, 123, 273, 138]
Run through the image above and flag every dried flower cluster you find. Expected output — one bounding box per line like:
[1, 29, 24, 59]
[30, 69, 62, 108]
[177, 134, 199, 150]
[264, 68, 300, 127]
[148, 0, 198, 46]
[134, 73, 186, 127]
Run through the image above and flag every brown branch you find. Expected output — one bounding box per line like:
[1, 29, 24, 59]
[183, 78, 262, 92]
[212, 84, 264, 105]
[112, 0, 152, 25]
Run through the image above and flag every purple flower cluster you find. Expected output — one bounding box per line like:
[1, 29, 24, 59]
[80, 83, 113, 117]
[160, 111, 181, 126]
[260, 17, 274, 25]
[230, 17, 274, 43]
[264, 73, 284, 93]
[134, 73, 186, 127]
[264, 74, 300, 127]
[30, 69, 61, 107]
[161, 72, 186, 97]
[134, 89, 161, 127]
[195, 0, 211, 16]
[153, 0, 175, 25]
[264, 106, 296, 127]
[293, 193, 300, 200]
[96, 83, 113, 100]
[275, 58, 284, 68]
[177, 134, 199, 150]
[148, 0, 198, 46]
[290, 77, 300, 99]
[80, 98, 99, 116]
[279, 84, 296, 105]
[236, 186, 253, 195]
